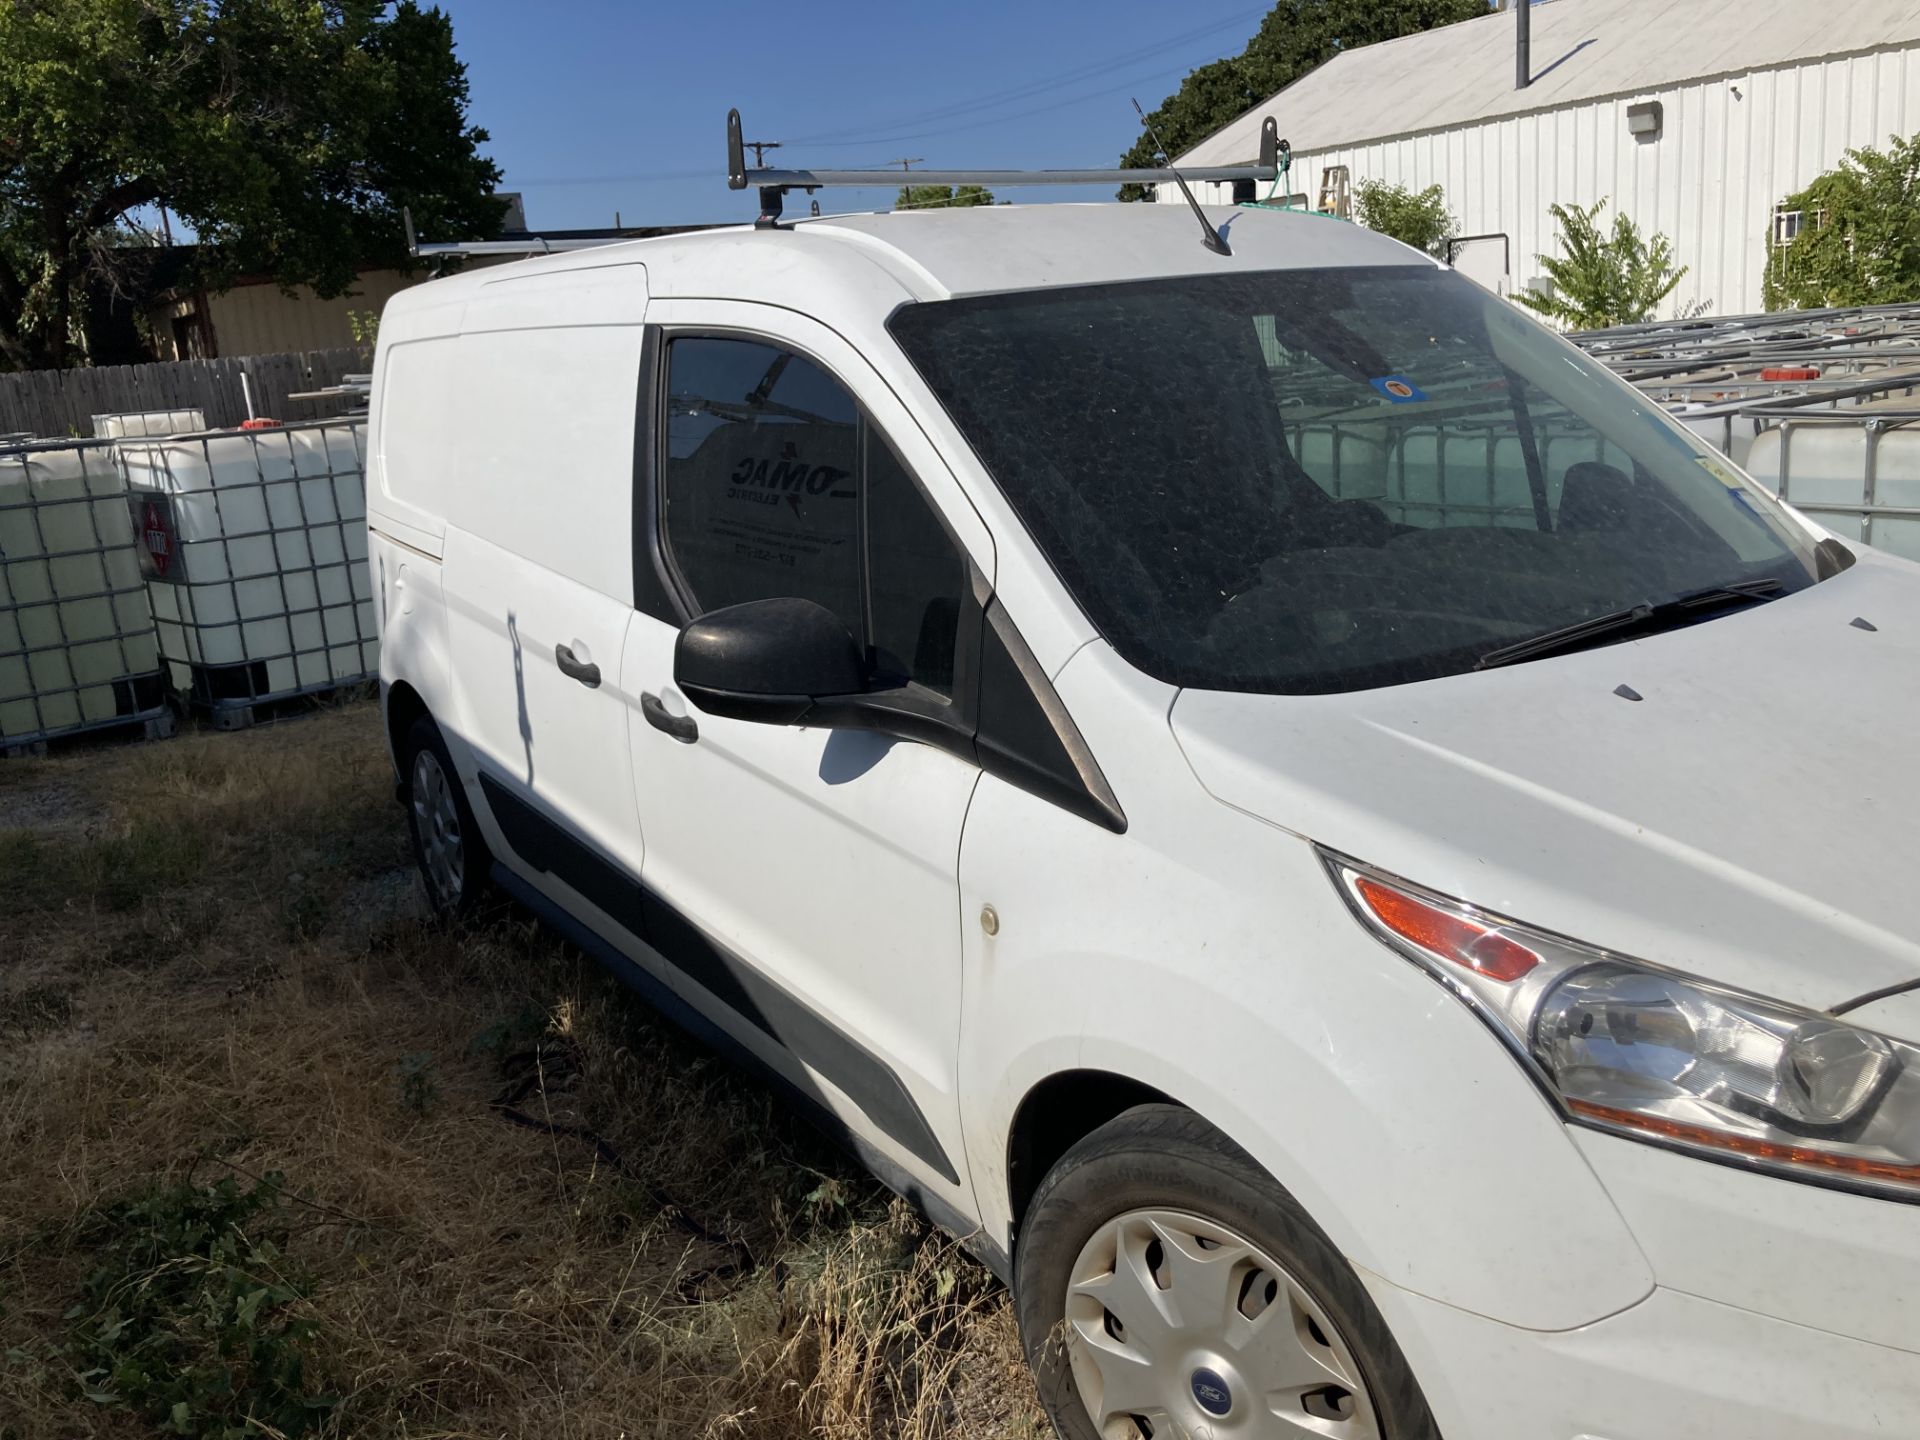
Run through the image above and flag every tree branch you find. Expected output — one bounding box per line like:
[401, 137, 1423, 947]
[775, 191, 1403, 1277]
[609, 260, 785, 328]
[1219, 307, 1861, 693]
[82, 177, 160, 236]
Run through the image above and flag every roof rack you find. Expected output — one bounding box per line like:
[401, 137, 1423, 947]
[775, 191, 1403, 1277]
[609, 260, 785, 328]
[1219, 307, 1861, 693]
[401, 207, 633, 260]
[725, 108, 1286, 229]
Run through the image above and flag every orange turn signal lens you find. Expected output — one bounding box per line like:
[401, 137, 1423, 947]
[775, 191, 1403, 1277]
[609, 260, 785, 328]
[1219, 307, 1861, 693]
[1353, 875, 1541, 983]
[1567, 1099, 1920, 1194]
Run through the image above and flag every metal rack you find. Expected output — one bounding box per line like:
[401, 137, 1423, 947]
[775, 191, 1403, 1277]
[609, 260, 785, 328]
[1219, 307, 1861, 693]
[115, 420, 376, 728]
[0, 438, 172, 754]
[724, 106, 1285, 229]
[1569, 303, 1920, 559]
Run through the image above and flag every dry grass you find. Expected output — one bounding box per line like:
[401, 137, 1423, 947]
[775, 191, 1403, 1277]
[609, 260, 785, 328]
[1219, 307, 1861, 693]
[0, 700, 1044, 1440]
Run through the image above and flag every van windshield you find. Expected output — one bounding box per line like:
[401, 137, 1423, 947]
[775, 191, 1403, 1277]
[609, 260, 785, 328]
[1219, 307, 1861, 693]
[888, 266, 1824, 694]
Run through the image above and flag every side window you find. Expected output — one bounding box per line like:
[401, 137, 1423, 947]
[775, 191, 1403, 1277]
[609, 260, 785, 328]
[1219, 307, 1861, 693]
[866, 432, 965, 693]
[662, 336, 966, 697]
[664, 337, 863, 627]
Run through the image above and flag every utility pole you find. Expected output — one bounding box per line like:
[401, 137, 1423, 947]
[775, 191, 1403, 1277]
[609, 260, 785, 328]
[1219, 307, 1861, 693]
[746, 140, 782, 167]
[889, 158, 927, 206]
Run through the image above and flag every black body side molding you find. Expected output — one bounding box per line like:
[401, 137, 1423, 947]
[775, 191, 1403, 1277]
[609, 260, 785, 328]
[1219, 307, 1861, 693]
[477, 774, 961, 1186]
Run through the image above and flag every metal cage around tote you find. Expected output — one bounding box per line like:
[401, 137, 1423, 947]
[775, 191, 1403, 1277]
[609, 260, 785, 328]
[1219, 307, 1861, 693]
[115, 420, 377, 719]
[0, 438, 170, 751]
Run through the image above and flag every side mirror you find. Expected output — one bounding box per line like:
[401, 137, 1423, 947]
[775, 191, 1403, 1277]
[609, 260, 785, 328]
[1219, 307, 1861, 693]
[674, 597, 868, 725]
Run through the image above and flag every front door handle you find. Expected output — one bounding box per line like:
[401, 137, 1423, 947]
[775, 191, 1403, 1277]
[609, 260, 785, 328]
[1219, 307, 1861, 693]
[555, 642, 601, 688]
[641, 691, 698, 742]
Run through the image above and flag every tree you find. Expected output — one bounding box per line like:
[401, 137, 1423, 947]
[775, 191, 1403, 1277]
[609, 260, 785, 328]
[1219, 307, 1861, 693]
[0, 1, 504, 370]
[1353, 179, 1456, 257]
[895, 184, 996, 210]
[1516, 199, 1687, 330]
[1117, 0, 1485, 200]
[1763, 133, 1920, 310]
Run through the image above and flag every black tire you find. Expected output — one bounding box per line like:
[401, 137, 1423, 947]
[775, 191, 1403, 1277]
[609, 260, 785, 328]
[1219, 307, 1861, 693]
[399, 714, 493, 921]
[1014, 1104, 1442, 1440]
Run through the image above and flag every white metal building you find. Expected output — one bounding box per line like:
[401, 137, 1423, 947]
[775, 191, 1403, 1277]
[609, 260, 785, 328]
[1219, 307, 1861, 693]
[1168, 0, 1920, 318]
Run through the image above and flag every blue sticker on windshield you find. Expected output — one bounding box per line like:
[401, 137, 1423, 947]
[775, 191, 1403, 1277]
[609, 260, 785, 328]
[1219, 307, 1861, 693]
[1370, 375, 1427, 403]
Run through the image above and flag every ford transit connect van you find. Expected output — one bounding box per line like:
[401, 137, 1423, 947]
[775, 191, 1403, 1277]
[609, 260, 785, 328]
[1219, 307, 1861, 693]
[369, 203, 1920, 1440]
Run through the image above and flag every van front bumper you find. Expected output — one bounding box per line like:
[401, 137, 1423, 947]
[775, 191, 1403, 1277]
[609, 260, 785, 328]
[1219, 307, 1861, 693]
[1372, 1280, 1920, 1440]
[1370, 1129, 1920, 1438]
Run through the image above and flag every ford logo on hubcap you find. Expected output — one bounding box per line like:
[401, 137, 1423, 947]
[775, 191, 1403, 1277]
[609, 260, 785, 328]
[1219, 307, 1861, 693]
[1190, 1367, 1233, 1417]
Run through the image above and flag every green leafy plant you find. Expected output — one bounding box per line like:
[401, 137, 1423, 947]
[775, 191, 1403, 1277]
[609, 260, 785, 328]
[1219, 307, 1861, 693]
[55, 1174, 336, 1438]
[1764, 132, 1920, 309]
[894, 184, 995, 211]
[346, 309, 381, 348]
[1516, 199, 1688, 330]
[1353, 178, 1457, 257]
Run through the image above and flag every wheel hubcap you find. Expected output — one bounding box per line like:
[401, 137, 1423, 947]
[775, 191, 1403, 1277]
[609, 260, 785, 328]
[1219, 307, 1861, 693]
[410, 749, 464, 908]
[1065, 1209, 1381, 1439]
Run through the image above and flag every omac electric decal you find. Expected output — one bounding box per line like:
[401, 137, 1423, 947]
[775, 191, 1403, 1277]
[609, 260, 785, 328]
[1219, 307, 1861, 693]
[710, 441, 857, 572]
[725, 451, 857, 507]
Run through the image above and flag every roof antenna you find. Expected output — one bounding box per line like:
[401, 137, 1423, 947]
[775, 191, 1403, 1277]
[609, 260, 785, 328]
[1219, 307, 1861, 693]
[1132, 97, 1229, 257]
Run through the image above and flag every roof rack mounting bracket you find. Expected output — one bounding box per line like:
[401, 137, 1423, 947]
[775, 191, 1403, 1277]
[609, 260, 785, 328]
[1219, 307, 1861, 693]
[757, 184, 785, 230]
[727, 107, 748, 189]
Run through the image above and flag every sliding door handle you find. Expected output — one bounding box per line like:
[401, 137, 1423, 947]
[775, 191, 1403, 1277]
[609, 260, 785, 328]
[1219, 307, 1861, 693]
[641, 691, 698, 742]
[555, 642, 601, 688]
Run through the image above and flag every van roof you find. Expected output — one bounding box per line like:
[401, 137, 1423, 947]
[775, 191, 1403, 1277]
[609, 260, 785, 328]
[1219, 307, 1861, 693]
[387, 202, 1431, 323]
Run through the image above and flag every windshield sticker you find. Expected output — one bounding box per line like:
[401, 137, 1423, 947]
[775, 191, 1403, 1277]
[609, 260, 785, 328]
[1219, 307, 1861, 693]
[1697, 455, 1766, 517]
[1696, 454, 1747, 490]
[1369, 375, 1427, 404]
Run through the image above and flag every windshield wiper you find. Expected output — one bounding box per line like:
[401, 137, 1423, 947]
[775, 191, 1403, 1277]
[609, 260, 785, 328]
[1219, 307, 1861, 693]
[1475, 578, 1785, 671]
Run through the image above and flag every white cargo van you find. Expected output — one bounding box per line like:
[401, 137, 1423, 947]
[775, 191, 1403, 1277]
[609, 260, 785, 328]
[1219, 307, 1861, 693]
[369, 202, 1920, 1440]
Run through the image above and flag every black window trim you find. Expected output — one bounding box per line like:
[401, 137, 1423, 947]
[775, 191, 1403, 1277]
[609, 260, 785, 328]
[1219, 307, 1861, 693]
[633, 320, 1125, 834]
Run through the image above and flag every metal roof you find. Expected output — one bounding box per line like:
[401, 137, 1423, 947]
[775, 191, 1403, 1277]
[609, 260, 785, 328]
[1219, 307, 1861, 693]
[1178, 0, 1920, 164]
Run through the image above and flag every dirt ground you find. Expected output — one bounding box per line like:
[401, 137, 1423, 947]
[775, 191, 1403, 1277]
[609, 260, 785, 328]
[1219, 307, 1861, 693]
[0, 700, 1043, 1439]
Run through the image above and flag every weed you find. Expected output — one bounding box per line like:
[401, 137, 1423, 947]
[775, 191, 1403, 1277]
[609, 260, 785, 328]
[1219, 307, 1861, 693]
[51, 1173, 337, 1438]
[800, 1171, 857, 1227]
[0, 703, 1043, 1438]
[280, 879, 332, 943]
[467, 1002, 548, 1061]
[1, 985, 73, 1037]
[395, 1051, 439, 1115]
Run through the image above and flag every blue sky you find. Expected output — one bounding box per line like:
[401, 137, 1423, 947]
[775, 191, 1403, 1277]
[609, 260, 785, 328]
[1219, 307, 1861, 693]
[441, 0, 1282, 232]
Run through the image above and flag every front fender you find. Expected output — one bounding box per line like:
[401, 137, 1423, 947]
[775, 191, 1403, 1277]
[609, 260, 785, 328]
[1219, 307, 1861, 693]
[957, 646, 1653, 1332]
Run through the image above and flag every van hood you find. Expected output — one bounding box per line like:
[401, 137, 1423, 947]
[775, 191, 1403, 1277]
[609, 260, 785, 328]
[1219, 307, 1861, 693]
[1171, 552, 1920, 1014]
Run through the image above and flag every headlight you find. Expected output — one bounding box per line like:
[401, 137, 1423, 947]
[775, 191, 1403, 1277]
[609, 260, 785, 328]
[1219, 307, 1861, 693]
[1327, 854, 1920, 1202]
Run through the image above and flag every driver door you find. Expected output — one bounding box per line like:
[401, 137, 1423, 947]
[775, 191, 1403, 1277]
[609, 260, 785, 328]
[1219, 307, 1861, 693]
[619, 301, 995, 1215]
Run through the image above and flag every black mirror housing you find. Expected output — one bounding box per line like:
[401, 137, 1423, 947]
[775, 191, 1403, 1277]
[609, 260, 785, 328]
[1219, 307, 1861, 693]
[674, 597, 868, 725]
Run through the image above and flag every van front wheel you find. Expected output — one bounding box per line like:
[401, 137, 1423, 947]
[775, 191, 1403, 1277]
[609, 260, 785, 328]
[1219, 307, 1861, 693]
[401, 716, 491, 921]
[1014, 1105, 1440, 1440]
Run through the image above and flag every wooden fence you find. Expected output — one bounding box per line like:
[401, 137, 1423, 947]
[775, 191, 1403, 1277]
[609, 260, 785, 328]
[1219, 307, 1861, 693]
[0, 348, 367, 439]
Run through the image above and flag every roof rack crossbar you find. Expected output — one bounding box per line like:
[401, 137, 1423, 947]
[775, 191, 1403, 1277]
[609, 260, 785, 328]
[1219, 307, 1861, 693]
[735, 164, 1281, 188]
[412, 237, 620, 257]
[726, 108, 1283, 228]
[401, 206, 630, 260]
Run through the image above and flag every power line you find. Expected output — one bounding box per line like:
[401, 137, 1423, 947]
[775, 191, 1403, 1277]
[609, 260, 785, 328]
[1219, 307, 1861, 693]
[509, 51, 1205, 189]
[799, 56, 1211, 151]
[507, 3, 1266, 192]
[782, 4, 1266, 145]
